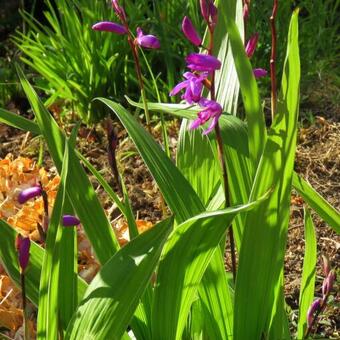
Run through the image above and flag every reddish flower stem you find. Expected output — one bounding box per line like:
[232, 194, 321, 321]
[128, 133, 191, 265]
[208, 28, 236, 281]
[270, 0, 278, 121]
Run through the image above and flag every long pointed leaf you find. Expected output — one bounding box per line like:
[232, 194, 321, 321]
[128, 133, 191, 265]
[234, 12, 300, 339]
[16, 66, 119, 263]
[152, 197, 268, 340]
[65, 217, 173, 340]
[297, 207, 317, 338]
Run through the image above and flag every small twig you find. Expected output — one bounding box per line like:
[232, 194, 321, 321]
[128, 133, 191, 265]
[270, 0, 278, 121]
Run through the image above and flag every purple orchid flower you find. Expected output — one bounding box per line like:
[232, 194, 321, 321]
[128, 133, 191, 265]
[245, 33, 259, 58]
[18, 185, 42, 204]
[62, 215, 81, 227]
[16, 234, 31, 273]
[135, 27, 160, 49]
[186, 53, 221, 72]
[253, 68, 268, 78]
[182, 16, 202, 46]
[169, 72, 208, 104]
[92, 21, 127, 35]
[190, 98, 222, 134]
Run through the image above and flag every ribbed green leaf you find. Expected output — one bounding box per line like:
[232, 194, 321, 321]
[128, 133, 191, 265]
[198, 249, 234, 340]
[0, 220, 87, 306]
[297, 207, 317, 338]
[16, 66, 119, 263]
[234, 11, 300, 339]
[0, 107, 40, 135]
[98, 98, 205, 223]
[177, 120, 220, 206]
[220, 0, 266, 168]
[293, 173, 340, 233]
[125, 96, 199, 120]
[66, 217, 173, 340]
[37, 140, 69, 339]
[152, 197, 268, 340]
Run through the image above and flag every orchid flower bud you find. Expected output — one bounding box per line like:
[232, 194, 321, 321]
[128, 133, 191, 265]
[307, 298, 322, 328]
[253, 68, 268, 78]
[321, 254, 330, 276]
[62, 215, 81, 227]
[322, 270, 336, 299]
[186, 53, 221, 72]
[245, 33, 259, 58]
[200, 0, 210, 22]
[112, 0, 127, 22]
[209, 2, 218, 27]
[243, 3, 249, 20]
[16, 235, 31, 273]
[200, 0, 218, 28]
[135, 27, 160, 49]
[182, 16, 202, 46]
[92, 21, 127, 35]
[18, 185, 42, 204]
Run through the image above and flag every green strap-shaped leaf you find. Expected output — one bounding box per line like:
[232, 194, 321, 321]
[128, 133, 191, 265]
[98, 98, 205, 223]
[234, 11, 300, 339]
[65, 217, 173, 340]
[198, 249, 234, 340]
[16, 66, 119, 263]
[152, 198, 268, 340]
[0, 107, 41, 135]
[220, 0, 266, 168]
[0, 220, 87, 306]
[293, 173, 340, 233]
[297, 207, 317, 338]
[37, 140, 69, 339]
[177, 119, 220, 206]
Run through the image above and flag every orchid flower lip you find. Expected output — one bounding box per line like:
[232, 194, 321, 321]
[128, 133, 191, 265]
[92, 21, 127, 35]
[18, 185, 42, 204]
[135, 27, 160, 49]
